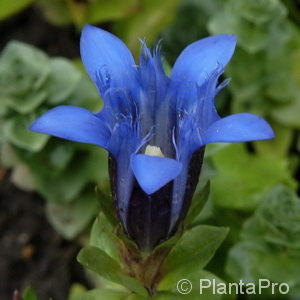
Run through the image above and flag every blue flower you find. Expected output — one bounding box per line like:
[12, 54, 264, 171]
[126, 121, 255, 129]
[30, 25, 274, 250]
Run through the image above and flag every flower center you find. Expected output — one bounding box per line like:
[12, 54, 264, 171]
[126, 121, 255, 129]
[145, 145, 164, 157]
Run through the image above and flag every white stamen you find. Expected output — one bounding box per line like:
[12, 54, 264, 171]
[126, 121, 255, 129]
[145, 145, 164, 157]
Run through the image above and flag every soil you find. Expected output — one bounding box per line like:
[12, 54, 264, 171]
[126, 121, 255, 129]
[0, 6, 91, 300]
[0, 169, 90, 300]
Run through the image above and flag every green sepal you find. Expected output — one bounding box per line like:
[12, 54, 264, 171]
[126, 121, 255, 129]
[184, 181, 210, 227]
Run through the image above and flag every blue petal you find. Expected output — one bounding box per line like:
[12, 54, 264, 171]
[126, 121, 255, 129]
[131, 154, 182, 195]
[29, 105, 110, 148]
[80, 25, 138, 91]
[171, 34, 236, 86]
[202, 113, 275, 145]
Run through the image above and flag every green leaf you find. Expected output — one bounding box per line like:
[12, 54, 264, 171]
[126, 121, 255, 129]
[211, 143, 297, 210]
[90, 213, 121, 262]
[271, 97, 300, 129]
[226, 185, 300, 297]
[68, 283, 87, 300]
[71, 288, 130, 300]
[46, 191, 98, 239]
[2, 92, 48, 114]
[46, 58, 81, 104]
[0, 0, 34, 20]
[158, 269, 223, 300]
[253, 122, 293, 158]
[3, 116, 49, 151]
[87, 0, 139, 24]
[113, 0, 180, 56]
[96, 187, 118, 227]
[21, 146, 106, 203]
[162, 225, 229, 273]
[37, 0, 72, 25]
[22, 286, 38, 300]
[185, 181, 210, 227]
[77, 246, 148, 296]
[231, 0, 287, 25]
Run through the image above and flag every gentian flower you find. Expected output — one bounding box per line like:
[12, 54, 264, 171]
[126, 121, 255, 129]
[30, 25, 274, 251]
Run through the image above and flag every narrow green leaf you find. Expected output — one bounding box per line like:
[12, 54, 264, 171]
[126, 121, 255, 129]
[185, 181, 210, 226]
[90, 213, 121, 262]
[77, 246, 148, 296]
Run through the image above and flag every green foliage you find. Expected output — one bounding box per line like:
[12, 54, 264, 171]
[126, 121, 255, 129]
[77, 185, 226, 299]
[35, 0, 180, 55]
[226, 186, 300, 298]
[0, 41, 105, 239]
[113, 0, 180, 56]
[37, 0, 139, 28]
[0, 0, 34, 20]
[210, 143, 297, 210]
[22, 287, 38, 300]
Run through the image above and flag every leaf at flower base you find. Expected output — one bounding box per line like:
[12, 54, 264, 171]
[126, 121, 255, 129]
[77, 246, 148, 297]
[22, 286, 38, 300]
[46, 191, 98, 239]
[0, 0, 34, 20]
[3, 116, 49, 152]
[113, 0, 180, 56]
[96, 187, 118, 227]
[184, 181, 210, 227]
[90, 213, 120, 262]
[46, 58, 81, 105]
[162, 225, 229, 274]
[71, 288, 130, 300]
[211, 143, 297, 210]
[158, 269, 223, 300]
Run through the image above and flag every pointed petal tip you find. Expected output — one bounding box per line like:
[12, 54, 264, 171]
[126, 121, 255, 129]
[203, 113, 275, 145]
[131, 154, 182, 195]
[28, 105, 110, 148]
[171, 33, 237, 85]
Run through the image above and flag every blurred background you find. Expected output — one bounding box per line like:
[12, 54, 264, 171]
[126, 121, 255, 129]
[0, 0, 299, 299]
